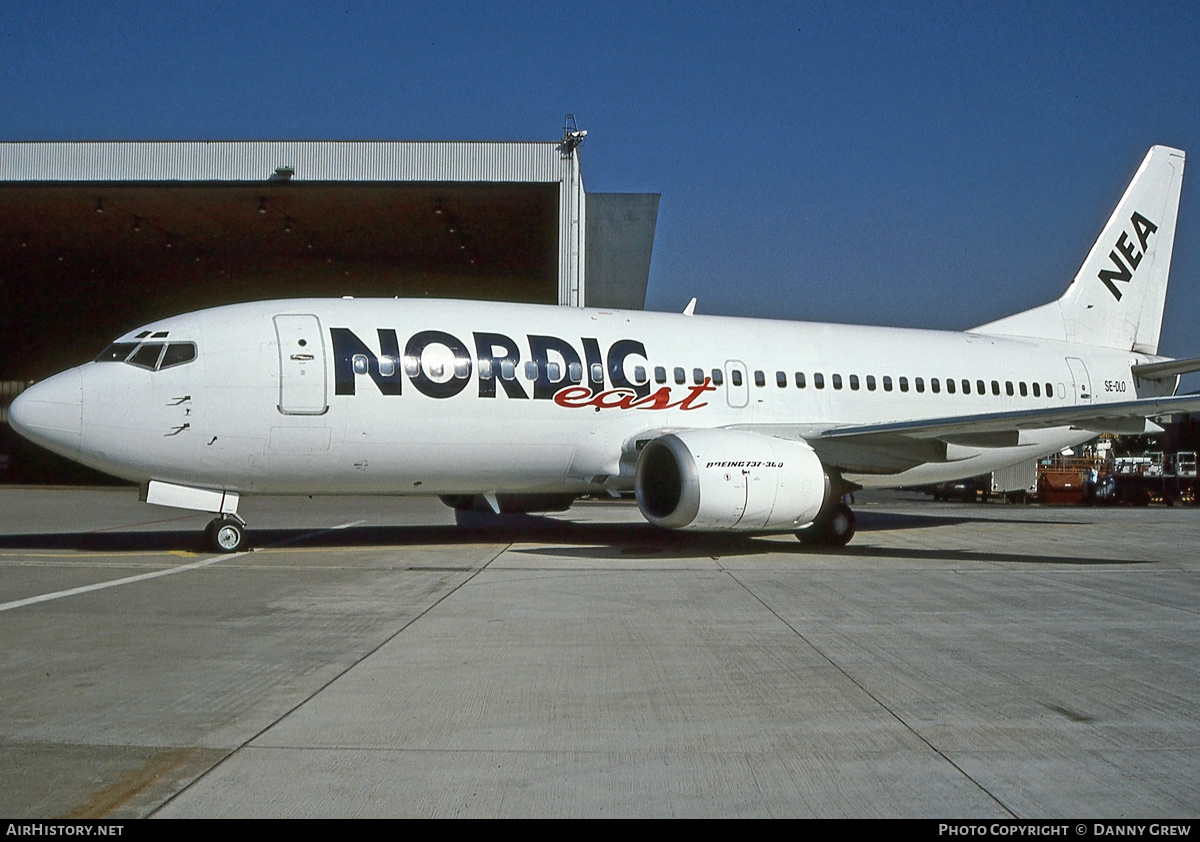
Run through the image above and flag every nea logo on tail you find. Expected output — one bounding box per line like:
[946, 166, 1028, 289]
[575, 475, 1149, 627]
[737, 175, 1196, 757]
[1098, 212, 1158, 301]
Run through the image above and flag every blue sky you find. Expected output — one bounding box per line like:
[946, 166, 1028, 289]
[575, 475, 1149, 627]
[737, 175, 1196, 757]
[3, 1, 1199, 363]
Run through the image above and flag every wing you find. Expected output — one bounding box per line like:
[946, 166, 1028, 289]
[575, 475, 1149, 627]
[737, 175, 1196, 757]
[819, 393, 1200, 441]
[722, 393, 1200, 475]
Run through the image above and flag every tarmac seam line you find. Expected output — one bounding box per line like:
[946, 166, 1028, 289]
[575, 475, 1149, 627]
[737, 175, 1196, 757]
[146, 536, 514, 817]
[724, 567, 1020, 818]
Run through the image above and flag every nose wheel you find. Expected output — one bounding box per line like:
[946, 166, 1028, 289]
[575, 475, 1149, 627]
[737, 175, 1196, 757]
[205, 515, 247, 553]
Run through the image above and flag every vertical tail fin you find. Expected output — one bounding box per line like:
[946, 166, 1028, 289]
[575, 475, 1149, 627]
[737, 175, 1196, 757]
[974, 146, 1185, 353]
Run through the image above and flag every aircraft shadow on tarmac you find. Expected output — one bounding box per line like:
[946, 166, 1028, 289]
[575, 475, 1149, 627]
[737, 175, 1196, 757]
[0, 509, 1146, 566]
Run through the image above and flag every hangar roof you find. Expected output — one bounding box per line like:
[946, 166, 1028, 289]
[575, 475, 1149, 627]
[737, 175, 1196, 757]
[0, 140, 572, 183]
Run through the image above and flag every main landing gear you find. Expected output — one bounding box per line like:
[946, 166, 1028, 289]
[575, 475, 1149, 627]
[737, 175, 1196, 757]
[205, 514, 247, 553]
[795, 502, 857, 547]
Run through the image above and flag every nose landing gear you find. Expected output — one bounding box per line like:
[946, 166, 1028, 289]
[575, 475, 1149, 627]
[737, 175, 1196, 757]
[205, 514, 247, 553]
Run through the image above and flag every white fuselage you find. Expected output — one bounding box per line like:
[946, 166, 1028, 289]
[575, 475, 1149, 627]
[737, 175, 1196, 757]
[37, 298, 1163, 496]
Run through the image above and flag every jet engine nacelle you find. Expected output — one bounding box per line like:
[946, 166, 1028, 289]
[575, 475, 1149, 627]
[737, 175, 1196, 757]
[634, 429, 831, 531]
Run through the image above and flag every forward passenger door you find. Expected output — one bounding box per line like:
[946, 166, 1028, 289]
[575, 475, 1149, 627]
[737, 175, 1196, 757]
[274, 314, 328, 415]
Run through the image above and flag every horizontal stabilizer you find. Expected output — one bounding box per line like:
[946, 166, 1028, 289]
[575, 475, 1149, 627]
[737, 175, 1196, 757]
[1131, 355, 1200, 381]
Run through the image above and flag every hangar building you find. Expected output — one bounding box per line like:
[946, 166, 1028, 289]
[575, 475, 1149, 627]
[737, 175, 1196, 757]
[0, 129, 660, 481]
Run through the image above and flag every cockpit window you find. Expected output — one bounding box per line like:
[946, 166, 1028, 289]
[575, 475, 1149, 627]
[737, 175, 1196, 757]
[159, 343, 197, 369]
[128, 343, 166, 370]
[95, 342, 139, 363]
[95, 340, 197, 371]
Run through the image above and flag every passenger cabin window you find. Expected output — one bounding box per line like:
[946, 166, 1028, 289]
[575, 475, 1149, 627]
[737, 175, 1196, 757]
[814, 373, 825, 389]
[946, 378, 955, 394]
[478, 359, 493, 380]
[883, 376, 893, 392]
[501, 360, 516, 380]
[990, 380, 1000, 395]
[832, 374, 843, 390]
[732, 370, 743, 386]
[711, 369, 724, 386]
[590, 363, 604, 383]
[796, 372, 806, 388]
[776, 371, 787, 388]
[962, 379, 971, 394]
[546, 362, 561, 381]
[915, 377, 925, 393]
[1033, 382, 1041, 397]
[754, 370, 765, 387]
[1005, 381, 1014, 396]
[931, 378, 940, 394]
[634, 366, 648, 384]
[674, 367, 685, 384]
[1019, 382, 1028, 397]
[693, 368, 705, 385]
[568, 362, 583, 381]
[654, 366, 666, 384]
[866, 375, 876, 391]
[378, 355, 397, 377]
[849, 374, 860, 390]
[977, 379, 986, 395]
[524, 361, 538, 380]
[899, 377, 909, 393]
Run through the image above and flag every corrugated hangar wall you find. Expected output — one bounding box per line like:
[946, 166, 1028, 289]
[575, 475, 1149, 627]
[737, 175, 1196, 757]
[0, 139, 658, 482]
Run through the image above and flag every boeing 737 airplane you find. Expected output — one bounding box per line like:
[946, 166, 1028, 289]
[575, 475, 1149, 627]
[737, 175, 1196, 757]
[10, 146, 1200, 552]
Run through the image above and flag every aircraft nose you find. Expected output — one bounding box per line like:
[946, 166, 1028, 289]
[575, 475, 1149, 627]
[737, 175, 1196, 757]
[8, 368, 83, 461]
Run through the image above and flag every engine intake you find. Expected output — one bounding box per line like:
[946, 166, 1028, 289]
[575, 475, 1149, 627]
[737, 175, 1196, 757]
[635, 429, 831, 531]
